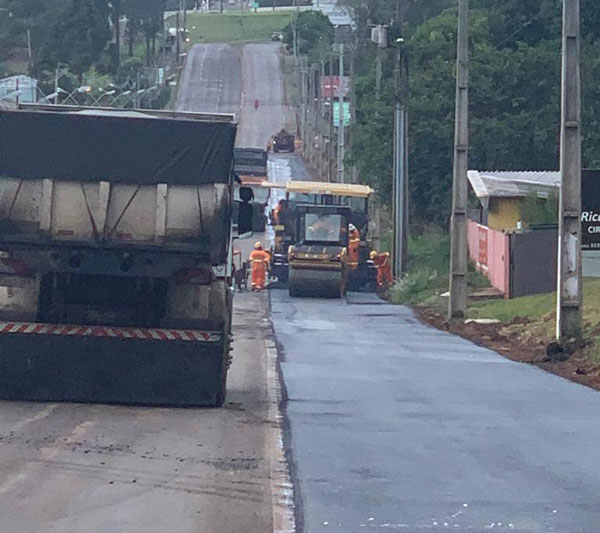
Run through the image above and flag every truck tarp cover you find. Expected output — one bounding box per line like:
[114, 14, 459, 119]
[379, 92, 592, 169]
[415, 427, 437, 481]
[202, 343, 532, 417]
[0, 110, 236, 185]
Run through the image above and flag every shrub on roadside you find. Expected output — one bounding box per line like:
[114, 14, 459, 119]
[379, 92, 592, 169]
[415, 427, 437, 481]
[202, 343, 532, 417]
[389, 267, 440, 305]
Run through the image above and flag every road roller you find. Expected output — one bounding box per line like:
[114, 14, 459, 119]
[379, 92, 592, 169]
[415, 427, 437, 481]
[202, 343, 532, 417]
[287, 205, 350, 298]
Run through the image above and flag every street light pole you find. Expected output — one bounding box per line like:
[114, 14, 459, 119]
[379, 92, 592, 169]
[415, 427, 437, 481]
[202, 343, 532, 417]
[448, 0, 469, 319]
[557, 0, 583, 340]
[392, 13, 409, 277]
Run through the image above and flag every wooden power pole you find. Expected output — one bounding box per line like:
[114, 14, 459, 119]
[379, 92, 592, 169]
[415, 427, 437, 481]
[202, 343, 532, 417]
[448, 0, 469, 319]
[557, 0, 583, 340]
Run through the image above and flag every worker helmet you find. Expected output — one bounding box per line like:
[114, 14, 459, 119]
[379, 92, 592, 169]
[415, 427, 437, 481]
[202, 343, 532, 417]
[255, 242, 263, 249]
[349, 223, 356, 231]
[370, 250, 377, 260]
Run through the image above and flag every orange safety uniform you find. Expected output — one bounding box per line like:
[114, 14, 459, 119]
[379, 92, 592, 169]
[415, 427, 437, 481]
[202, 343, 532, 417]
[249, 249, 270, 290]
[372, 252, 393, 287]
[348, 227, 360, 270]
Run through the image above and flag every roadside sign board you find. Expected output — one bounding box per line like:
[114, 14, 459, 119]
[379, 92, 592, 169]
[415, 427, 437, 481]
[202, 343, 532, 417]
[582, 169, 600, 250]
[333, 101, 351, 127]
[320, 76, 351, 99]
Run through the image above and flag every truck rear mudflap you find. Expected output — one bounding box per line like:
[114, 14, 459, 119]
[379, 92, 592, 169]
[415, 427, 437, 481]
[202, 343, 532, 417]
[0, 323, 228, 407]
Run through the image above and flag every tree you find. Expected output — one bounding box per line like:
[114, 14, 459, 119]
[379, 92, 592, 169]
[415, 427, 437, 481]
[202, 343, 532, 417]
[282, 11, 334, 63]
[123, 0, 164, 64]
[36, 0, 111, 81]
[111, 0, 122, 68]
[346, 0, 600, 226]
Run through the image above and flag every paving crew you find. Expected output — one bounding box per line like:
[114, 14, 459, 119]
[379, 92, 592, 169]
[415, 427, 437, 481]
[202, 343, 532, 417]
[272, 199, 284, 225]
[370, 250, 393, 288]
[348, 223, 360, 271]
[249, 242, 270, 291]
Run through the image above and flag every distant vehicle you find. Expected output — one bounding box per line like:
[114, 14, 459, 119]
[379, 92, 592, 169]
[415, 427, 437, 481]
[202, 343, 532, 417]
[233, 148, 269, 232]
[273, 128, 295, 153]
[271, 32, 284, 42]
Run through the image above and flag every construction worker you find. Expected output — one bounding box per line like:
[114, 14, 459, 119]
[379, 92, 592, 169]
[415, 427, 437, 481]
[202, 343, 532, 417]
[249, 242, 270, 291]
[266, 138, 273, 152]
[370, 250, 393, 289]
[272, 199, 284, 225]
[348, 223, 360, 271]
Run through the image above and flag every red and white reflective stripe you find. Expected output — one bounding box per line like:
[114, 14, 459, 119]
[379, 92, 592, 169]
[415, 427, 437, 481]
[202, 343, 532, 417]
[0, 322, 221, 342]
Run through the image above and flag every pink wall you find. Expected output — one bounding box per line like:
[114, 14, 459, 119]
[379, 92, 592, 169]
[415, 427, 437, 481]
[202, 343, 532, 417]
[467, 219, 510, 296]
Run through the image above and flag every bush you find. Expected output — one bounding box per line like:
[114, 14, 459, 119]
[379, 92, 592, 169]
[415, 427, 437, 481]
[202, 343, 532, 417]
[389, 267, 440, 305]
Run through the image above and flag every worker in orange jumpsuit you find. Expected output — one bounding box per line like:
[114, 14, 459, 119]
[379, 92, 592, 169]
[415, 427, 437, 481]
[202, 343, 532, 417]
[370, 250, 393, 288]
[250, 242, 270, 291]
[348, 224, 360, 271]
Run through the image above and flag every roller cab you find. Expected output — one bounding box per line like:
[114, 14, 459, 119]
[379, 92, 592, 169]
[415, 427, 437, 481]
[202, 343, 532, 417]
[288, 205, 350, 298]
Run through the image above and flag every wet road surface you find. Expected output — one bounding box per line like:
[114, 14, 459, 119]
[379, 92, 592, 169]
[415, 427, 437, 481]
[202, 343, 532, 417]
[271, 291, 600, 532]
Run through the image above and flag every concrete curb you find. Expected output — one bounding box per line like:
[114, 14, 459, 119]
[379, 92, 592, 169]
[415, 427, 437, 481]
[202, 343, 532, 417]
[266, 336, 296, 533]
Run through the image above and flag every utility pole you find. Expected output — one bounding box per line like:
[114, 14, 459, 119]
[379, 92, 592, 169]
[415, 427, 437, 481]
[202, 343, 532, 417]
[183, 0, 187, 35]
[375, 47, 383, 99]
[292, 0, 298, 62]
[311, 63, 320, 170]
[319, 59, 326, 179]
[307, 66, 315, 166]
[349, 44, 357, 183]
[557, 0, 582, 340]
[337, 43, 345, 184]
[392, 10, 408, 277]
[448, 0, 469, 319]
[328, 53, 335, 182]
[176, 3, 181, 60]
[301, 57, 308, 159]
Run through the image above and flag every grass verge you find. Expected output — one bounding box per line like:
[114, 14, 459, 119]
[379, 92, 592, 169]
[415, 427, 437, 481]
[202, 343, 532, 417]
[180, 12, 292, 44]
[389, 227, 489, 306]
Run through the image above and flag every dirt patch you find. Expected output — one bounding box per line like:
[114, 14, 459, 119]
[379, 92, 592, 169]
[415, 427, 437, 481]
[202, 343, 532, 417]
[416, 306, 600, 391]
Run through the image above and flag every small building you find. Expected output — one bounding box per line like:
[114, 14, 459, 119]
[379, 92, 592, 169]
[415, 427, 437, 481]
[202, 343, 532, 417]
[467, 170, 560, 299]
[0, 75, 38, 104]
[467, 170, 560, 231]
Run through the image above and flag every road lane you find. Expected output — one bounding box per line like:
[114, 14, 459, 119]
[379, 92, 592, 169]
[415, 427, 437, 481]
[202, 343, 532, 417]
[271, 291, 600, 532]
[177, 43, 242, 115]
[238, 43, 294, 149]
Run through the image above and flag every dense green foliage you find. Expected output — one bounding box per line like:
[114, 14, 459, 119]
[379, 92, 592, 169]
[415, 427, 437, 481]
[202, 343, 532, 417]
[345, 0, 600, 226]
[282, 11, 334, 63]
[0, 0, 166, 77]
[520, 192, 559, 227]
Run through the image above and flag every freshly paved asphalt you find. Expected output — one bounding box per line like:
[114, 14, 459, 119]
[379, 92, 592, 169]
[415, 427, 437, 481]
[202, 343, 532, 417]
[271, 291, 600, 532]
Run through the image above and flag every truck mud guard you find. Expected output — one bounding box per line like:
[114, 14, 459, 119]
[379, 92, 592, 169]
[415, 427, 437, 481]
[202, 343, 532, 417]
[0, 322, 228, 407]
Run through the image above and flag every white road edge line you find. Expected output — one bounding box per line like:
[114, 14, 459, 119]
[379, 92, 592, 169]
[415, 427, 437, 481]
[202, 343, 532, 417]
[266, 337, 296, 533]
